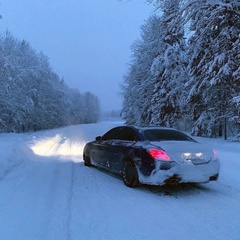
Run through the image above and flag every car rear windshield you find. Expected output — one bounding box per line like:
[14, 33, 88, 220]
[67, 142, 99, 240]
[143, 129, 195, 142]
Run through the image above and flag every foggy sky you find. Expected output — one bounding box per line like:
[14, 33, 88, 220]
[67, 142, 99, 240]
[0, 0, 153, 111]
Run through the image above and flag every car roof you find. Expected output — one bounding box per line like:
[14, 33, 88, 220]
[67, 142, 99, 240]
[126, 125, 177, 131]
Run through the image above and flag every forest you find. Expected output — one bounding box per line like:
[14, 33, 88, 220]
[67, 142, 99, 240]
[0, 32, 101, 133]
[121, 0, 240, 140]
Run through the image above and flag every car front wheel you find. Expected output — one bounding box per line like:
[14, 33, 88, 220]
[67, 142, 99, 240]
[83, 150, 92, 167]
[122, 160, 139, 188]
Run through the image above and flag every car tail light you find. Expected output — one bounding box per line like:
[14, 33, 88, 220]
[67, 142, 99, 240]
[148, 149, 171, 161]
[213, 149, 218, 160]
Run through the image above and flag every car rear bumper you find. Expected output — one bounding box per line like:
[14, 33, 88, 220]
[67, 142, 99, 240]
[138, 160, 220, 186]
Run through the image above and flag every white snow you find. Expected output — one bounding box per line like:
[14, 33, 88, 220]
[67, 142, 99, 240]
[0, 121, 240, 240]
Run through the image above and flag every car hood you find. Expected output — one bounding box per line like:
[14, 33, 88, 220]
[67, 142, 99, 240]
[150, 141, 213, 164]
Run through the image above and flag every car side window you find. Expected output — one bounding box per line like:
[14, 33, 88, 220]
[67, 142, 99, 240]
[101, 127, 122, 141]
[118, 128, 136, 141]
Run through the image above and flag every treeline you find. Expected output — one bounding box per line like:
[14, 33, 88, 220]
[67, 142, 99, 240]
[0, 32, 101, 133]
[121, 0, 240, 139]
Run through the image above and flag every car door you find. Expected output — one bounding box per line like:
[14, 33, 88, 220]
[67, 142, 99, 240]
[107, 127, 137, 174]
[90, 139, 112, 167]
[90, 127, 122, 168]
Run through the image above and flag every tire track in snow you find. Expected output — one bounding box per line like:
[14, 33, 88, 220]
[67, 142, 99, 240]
[0, 159, 23, 181]
[0, 141, 32, 181]
[42, 159, 76, 240]
[65, 161, 75, 240]
[32, 134, 76, 239]
[0, 159, 30, 207]
[70, 164, 121, 240]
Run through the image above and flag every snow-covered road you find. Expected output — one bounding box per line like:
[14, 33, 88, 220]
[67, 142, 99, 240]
[0, 121, 240, 240]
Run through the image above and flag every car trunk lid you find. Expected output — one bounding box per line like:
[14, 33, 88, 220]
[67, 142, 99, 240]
[150, 141, 212, 164]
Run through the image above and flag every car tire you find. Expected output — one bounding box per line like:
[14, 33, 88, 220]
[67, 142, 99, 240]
[83, 150, 92, 167]
[122, 160, 139, 188]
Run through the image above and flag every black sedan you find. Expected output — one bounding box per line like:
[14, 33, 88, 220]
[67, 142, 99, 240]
[83, 126, 220, 188]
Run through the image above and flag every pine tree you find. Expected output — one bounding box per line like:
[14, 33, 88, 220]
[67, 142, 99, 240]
[185, 0, 240, 137]
[149, 0, 188, 127]
[121, 15, 163, 125]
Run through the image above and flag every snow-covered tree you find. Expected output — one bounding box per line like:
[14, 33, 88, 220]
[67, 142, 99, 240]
[121, 15, 163, 125]
[81, 92, 101, 124]
[185, 0, 240, 137]
[122, 1, 188, 127]
[149, 0, 189, 127]
[121, 0, 240, 139]
[0, 32, 36, 132]
[0, 31, 101, 132]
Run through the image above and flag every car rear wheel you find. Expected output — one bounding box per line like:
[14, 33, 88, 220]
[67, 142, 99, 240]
[122, 160, 139, 188]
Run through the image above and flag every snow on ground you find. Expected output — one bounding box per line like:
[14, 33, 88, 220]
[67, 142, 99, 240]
[0, 121, 239, 240]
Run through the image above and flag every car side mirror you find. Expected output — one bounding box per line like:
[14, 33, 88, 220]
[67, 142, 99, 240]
[95, 136, 102, 141]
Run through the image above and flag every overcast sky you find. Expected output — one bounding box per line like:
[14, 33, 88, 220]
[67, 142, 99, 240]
[0, 0, 154, 111]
